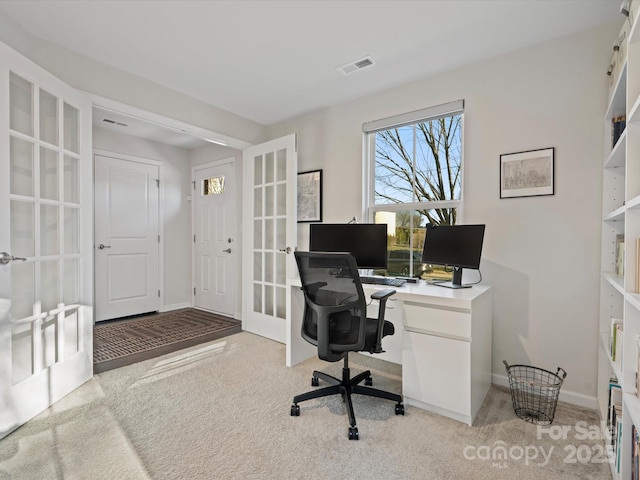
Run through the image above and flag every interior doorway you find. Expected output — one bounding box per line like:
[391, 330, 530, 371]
[90, 96, 250, 326]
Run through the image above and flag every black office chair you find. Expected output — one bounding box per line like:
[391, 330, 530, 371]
[290, 251, 404, 440]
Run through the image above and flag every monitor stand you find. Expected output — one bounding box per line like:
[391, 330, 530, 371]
[431, 267, 472, 289]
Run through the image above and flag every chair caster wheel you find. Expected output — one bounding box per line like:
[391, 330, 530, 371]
[311, 376, 319, 387]
[348, 427, 359, 440]
[290, 404, 300, 416]
[395, 403, 405, 415]
[365, 377, 373, 386]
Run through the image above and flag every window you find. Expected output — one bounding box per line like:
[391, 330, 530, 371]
[363, 100, 464, 279]
[203, 176, 225, 195]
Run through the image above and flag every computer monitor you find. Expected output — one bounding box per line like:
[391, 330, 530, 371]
[309, 223, 388, 270]
[421, 223, 486, 289]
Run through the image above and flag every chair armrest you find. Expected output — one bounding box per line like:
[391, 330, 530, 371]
[371, 289, 396, 353]
[370, 289, 396, 301]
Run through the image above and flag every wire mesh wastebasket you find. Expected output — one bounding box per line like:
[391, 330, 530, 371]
[503, 360, 567, 425]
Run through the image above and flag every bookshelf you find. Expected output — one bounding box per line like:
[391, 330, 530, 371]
[598, 4, 640, 479]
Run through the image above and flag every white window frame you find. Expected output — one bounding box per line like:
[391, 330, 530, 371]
[363, 99, 465, 221]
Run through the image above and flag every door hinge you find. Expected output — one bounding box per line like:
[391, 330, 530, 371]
[193, 234, 196, 243]
[158, 290, 161, 297]
[193, 287, 196, 296]
[155, 179, 160, 188]
[192, 181, 196, 190]
[158, 235, 160, 243]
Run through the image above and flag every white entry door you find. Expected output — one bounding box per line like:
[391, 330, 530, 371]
[0, 41, 93, 439]
[242, 134, 297, 343]
[193, 160, 236, 316]
[94, 154, 160, 321]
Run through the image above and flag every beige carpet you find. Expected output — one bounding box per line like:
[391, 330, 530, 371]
[0, 332, 612, 479]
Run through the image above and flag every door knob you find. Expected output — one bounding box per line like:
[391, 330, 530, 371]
[223, 248, 232, 253]
[98, 244, 111, 250]
[279, 247, 292, 254]
[0, 252, 27, 265]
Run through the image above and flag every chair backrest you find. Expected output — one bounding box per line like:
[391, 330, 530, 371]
[294, 251, 368, 362]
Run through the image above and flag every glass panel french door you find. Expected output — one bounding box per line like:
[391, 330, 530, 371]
[242, 134, 297, 342]
[0, 41, 92, 439]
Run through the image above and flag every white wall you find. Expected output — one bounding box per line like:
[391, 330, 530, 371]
[93, 127, 193, 311]
[266, 21, 620, 405]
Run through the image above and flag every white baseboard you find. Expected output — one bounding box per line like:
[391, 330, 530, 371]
[492, 373, 597, 410]
[161, 302, 192, 312]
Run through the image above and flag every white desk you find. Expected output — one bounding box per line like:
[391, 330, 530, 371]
[286, 278, 492, 426]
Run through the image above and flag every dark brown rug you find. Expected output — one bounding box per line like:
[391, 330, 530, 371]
[93, 308, 242, 373]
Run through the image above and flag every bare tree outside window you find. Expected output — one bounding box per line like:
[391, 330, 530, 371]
[369, 113, 463, 279]
[374, 115, 461, 226]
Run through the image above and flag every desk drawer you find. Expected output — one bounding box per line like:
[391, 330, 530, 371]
[403, 301, 471, 339]
[402, 330, 471, 415]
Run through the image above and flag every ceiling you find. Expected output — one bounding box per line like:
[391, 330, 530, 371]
[0, 0, 622, 145]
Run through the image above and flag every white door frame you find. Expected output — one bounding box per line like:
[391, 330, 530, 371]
[93, 149, 165, 314]
[87, 94, 252, 319]
[191, 157, 239, 317]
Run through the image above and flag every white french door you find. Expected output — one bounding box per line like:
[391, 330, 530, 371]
[193, 160, 236, 317]
[242, 134, 297, 343]
[0, 41, 92, 439]
[94, 154, 160, 322]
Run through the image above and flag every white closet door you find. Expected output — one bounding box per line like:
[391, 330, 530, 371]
[94, 154, 160, 321]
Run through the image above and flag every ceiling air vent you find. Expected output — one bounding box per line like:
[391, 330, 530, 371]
[337, 56, 376, 75]
[102, 118, 128, 127]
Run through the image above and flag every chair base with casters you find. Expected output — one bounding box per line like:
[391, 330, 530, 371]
[290, 354, 404, 440]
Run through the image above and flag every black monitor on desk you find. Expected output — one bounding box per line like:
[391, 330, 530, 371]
[421, 223, 485, 289]
[308, 223, 388, 270]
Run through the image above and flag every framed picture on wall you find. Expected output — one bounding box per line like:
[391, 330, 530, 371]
[297, 169, 323, 222]
[500, 147, 554, 199]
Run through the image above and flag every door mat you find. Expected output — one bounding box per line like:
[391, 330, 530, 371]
[93, 308, 242, 373]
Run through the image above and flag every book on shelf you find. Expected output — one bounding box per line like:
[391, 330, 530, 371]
[609, 380, 622, 429]
[618, 414, 624, 474]
[637, 334, 640, 399]
[615, 323, 624, 371]
[616, 234, 625, 276]
[608, 394, 624, 474]
[613, 115, 627, 148]
[611, 317, 623, 361]
[637, 238, 640, 294]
